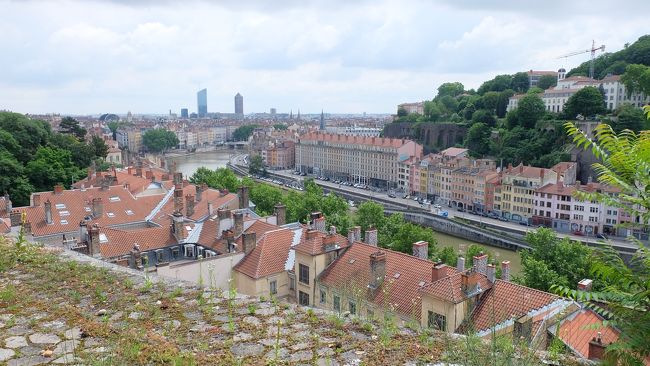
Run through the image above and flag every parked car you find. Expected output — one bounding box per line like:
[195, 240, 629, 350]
[573, 231, 584, 236]
[388, 193, 396, 198]
[596, 233, 608, 239]
[457, 208, 466, 213]
[498, 217, 509, 222]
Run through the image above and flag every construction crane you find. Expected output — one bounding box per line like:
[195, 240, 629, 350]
[558, 40, 606, 79]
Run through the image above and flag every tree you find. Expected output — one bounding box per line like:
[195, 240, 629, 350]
[189, 167, 240, 192]
[249, 183, 283, 216]
[478, 74, 513, 94]
[107, 121, 124, 141]
[438, 246, 458, 267]
[559, 119, 650, 363]
[327, 213, 351, 236]
[563, 86, 605, 119]
[273, 123, 288, 130]
[423, 100, 441, 121]
[481, 91, 500, 112]
[516, 94, 546, 128]
[612, 104, 645, 132]
[465, 122, 491, 156]
[232, 125, 259, 141]
[142, 129, 179, 153]
[90, 136, 109, 159]
[536, 75, 557, 90]
[59, 117, 86, 140]
[471, 109, 496, 127]
[495, 89, 515, 118]
[249, 155, 265, 176]
[437, 82, 464, 98]
[355, 201, 386, 236]
[511, 72, 530, 93]
[621, 64, 650, 96]
[0, 112, 52, 164]
[25, 146, 84, 191]
[397, 107, 408, 117]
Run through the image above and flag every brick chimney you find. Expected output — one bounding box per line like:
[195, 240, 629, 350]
[412, 241, 428, 259]
[127, 166, 132, 175]
[92, 197, 103, 218]
[347, 230, 355, 245]
[173, 184, 184, 213]
[487, 263, 496, 283]
[9, 210, 21, 227]
[79, 219, 88, 244]
[578, 279, 593, 291]
[461, 271, 479, 296]
[223, 230, 236, 252]
[100, 177, 110, 191]
[238, 186, 249, 209]
[351, 226, 361, 243]
[457, 256, 466, 272]
[313, 216, 326, 233]
[242, 232, 257, 255]
[306, 230, 320, 240]
[44, 199, 53, 224]
[4, 193, 12, 213]
[32, 194, 41, 207]
[514, 315, 532, 342]
[207, 202, 213, 216]
[369, 251, 386, 290]
[196, 183, 207, 202]
[172, 172, 183, 185]
[88, 223, 101, 257]
[473, 252, 488, 275]
[431, 263, 447, 282]
[588, 333, 607, 361]
[217, 208, 231, 220]
[54, 184, 64, 195]
[22, 220, 32, 235]
[145, 170, 152, 180]
[501, 260, 510, 281]
[274, 203, 286, 226]
[161, 173, 170, 181]
[88, 166, 95, 181]
[136, 166, 143, 177]
[365, 228, 378, 246]
[329, 225, 337, 235]
[171, 211, 186, 242]
[185, 194, 195, 217]
[233, 211, 244, 237]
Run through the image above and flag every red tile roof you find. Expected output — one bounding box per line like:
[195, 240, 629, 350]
[0, 218, 9, 234]
[420, 271, 492, 304]
[233, 228, 296, 279]
[99, 226, 177, 259]
[149, 185, 238, 225]
[469, 280, 559, 333]
[294, 231, 350, 256]
[557, 309, 620, 360]
[197, 217, 279, 253]
[319, 243, 440, 320]
[441, 147, 468, 157]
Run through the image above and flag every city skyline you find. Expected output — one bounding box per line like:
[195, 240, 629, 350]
[1, 0, 648, 115]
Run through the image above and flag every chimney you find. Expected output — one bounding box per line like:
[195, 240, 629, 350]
[127, 166, 132, 175]
[92, 197, 103, 218]
[182, 179, 189, 188]
[306, 230, 320, 240]
[185, 194, 195, 217]
[87, 167, 95, 181]
[238, 186, 250, 209]
[44, 199, 53, 224]
[412, 241, 428, 259]
[233, 211, 244, 237]
[217, 208, 231, 220]
[136, 166, 143, 177]
[461, 271, 479, 295]
[487, 264, 496, 284]
[352, 226, 361, 243]
[514, 315, 533, 342]
[174, 184, 184, 213]
[22, 221, 32, 235]
[223, 230, 236, 252]
[79, 220, 88, 244]
[54, 184, 64, 195]
[578, 279, 593, 291]
[173, 172, 183, 185]
[171, 211, 186, 242]
[457, 256, 466, 272]
[207, 202, 213, 216]
[347, 230, 355, 245]
[242, 232, 257, 255]
[588, 333, 607, 361]
[329, 225, 337, 235]
[313, 216, 327, 233]
[365, 228, 378, 246]
[161, 173, 170, 181]
[369, 251, 386, 290]
[473, 252, 488, 275]
[9, 210, 21, 227]
[431, 263, 447, 282]
[501, 261, 511, 282]
[4, 193, 12, 213]
[145, 170, 152, 180]
[32, 194, 41, 207]
[100, 177, 110, 191]
[219, 189, 229, 197]
[274, 203, 286, 226]
[88, 223, 100, 257]
[196, 183, 207, 202]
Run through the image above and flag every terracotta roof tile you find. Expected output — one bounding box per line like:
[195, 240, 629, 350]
[294, 231, 349, 256]
[419, 271, 492, 304]
[233, 228, 296, 279]
[99, 226, 177, 259]
[557, 309, 619, 359]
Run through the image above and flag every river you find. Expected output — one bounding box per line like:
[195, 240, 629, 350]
[169, 151, 522, 273]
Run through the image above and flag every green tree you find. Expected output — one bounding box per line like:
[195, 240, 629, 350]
[465, 122, 491, 156]
[612, 104, 646, 132]
[471, 109, 496, 127]
[478, 74, 513, 94]
[0, 152, 26, 203]
[423, 100, 442, 121]
[249, 154, 266, 176]
[438, 246, 458, 267]
[0, 112, 52, 164]
[621, 63, 650, 96]
[249, 183, 283, 216]
[516, 93, 546, 128]
[59, 116, 87, 140]
[25, 146, 84, 191]
[90, 136, 109, 159]
[142, 129, 179, 153]
[559, 119, 650, 363]
[397, 107, 408, 117]
[511, 72, 530, 93]
[481, 91, 500, 112]
[536, 74, 558, 90]
[189, 167, 240, 192]
[327, 213, 351, 236]
[232, 125, 259, 141]
[273, 123, 288, 130]
[355, 201, 386, 236]
[495, 89, 515, 118]
[107, 121, 125, 141]
[563, 86, 605, 119]
[437, 82, 464, 98]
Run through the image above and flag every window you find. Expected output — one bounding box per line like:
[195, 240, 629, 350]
[60, 220, 68, 225]
[59, 210, 70, 217]
[184, 244, 195, 258]
[289, 277, 295, 290]
[298, 291, 309, 306]
[270, 280, 277, 295]
[428, 311, 446, 331]
[55, 203, 66, 210]
[156, 250, 164, 263]
[590, 207, 599, 213]
[320, 289, 326, 304]
[299, 264, 310, 285]
[109, 196, 121, 202]
[333, 295, 341, 312]
[348, 300, 356, 315]
[171, 247, 180, 260]
[106, 212, 115, 218]
[125, 209, 134, 215]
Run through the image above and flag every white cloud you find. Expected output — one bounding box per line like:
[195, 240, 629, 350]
[0, 0, 648, 114]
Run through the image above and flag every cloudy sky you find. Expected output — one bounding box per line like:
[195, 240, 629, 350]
[1, 0, 648, 115]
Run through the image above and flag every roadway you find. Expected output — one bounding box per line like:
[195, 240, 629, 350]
[228, 154, 645, 252]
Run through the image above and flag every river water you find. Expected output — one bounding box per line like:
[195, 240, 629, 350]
[169, 151, 522, 273]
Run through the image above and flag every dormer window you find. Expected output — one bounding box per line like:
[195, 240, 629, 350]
[55, 203, 66, 210]
[107, 212, 115, 218]
[109, 196, 120, 202]
[125, 209, 134, 215]
[59, 210, 70, 217]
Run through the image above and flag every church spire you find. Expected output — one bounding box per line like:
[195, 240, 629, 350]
[297, 109, 301, 120]
[320, 109, 325, 130]
[290, 109, 293, 119]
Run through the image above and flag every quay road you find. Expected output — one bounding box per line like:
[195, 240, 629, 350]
[228, 154, 644, 255]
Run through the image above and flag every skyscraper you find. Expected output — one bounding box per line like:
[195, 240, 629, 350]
[197, 89, 207, 118]
[180, 108, 188, 118]
[234, 92, 243, 115]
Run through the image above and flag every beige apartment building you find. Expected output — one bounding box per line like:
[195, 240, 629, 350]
[296, 132, 423, 189]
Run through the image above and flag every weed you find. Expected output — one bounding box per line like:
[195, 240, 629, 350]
[247, 303, 258, 315]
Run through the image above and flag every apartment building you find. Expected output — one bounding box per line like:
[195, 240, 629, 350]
[296, 132, 423, 189]
[116, 129, 143, 152]
[497, 164, 560, 223]
[600, 74, 649, 110]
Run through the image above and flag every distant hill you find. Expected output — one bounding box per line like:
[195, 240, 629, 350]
[566, 35, 650, 79]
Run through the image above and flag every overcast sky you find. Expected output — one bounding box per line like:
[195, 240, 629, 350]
[1, 0, 648, 115]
